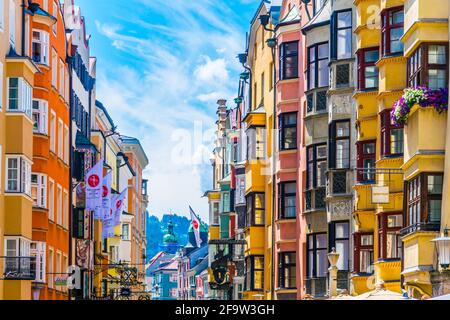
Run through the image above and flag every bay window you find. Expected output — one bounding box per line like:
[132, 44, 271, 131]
[246, 193, 265, 227]
[331, 10, 352, 60]
[7, 77, 32, 117]
[356, 140, 376, 183]
[353, 233, 374, 274]
[378, 213, 402, 260]
[306, 90, 327, 114]
[307, 42, 329, 90]
[357, 47, 379, 90]
[330, 222, 349, 270]
[404, 173, 443, 234]
[279, 112, 297, 150]
[247, 126, 266, 160]
[32, 30, 50, 65]
[278, 182, 296, 219]
[4, 237, 32, 279]
[210, 201, 220, 225]
[32, 100, 48, 135]
[307, 233, 327, 279]
[279, 41, 298, 80]
[329, 120, 350, 169]
[313, 0, 326, 15]
[6, 156, 31, 195]
[245, 256, 264, 291]
[279, 252, 296, 289]
[307, 144, 327, 189]
[408, 43, 448, 89]
[31, 173, 47, 208]
[381, 7, 404, 56]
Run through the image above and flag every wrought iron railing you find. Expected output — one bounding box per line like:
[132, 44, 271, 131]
[1, 256, 36, 280]
[400, 222, 440, 236]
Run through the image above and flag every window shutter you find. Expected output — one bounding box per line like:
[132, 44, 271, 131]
[328, 122, 336, 169]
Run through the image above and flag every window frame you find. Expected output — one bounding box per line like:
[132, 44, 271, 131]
[380, 109, 404, 157]
[245, 255, 264, 291]
[356, 140, 376, 183]
[32, 99, 48, 135]
[32, 29, 50, 65]
[381, 6, 404, 57]
[329, 119, 351, 169]
[279, 41, 299, 80]
[329, 221, 350, 271]
[279, 112, 297, 151]
[407, 43, 449, 89]
[306, 143, 327, 189]
[378, 212, 403, 260]
[278, 252, 296, 289]
[353, 232, 374, 274]
[278, 181, 297, 220]
[31, 173, 47, 209]
[245, 192, 265, 227]
[306, 233, 328, 279]
[5, 155, 32, 196]
[357, 47, 379, 90]
[7, 77, 33, 118]
[307, 42, 329, 90]
[331, 9, 353, 60]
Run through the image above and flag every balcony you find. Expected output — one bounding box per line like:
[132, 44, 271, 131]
[1, 257, 36, 280]
[400, 223, 441, 236]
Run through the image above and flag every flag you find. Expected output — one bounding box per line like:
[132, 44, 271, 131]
[189, 206, 202, 247]
[113, 188, 127, 226]
[85, 159, 104, 211]
[102, 219, 115, 240]
[101, 171, 112, 220]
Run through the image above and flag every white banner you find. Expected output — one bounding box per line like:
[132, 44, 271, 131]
[101, 171, 112, 220]
[113, 189, 127, 226]
[189, 206, 202, 247]
[85, 159, 104, 211]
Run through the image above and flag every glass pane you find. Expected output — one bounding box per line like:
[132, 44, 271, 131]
[363, 143, 375, 154]
[365, 50, 379, 63]
[284, 127, 297, 149]
[336, 240, 349, 270]
[254, 256, 264, 269]
[338, 11, 352, 28]
[316, 234, 327, 249]
[386, 232, 399, 259]
[361, 235, 373, 246]
[254, 271, 263, 289]
[387, 215, 402, 228]
[390, 10, 404, 24]
[365, 66, 379, 88]
[428, 175, 443, 194]
[335, 222, 349, 238]
[285, 182, 296, 194]
[360, 250, 373, 273]
[317, 145, 327, 158]
[317, 161, 327, 186]
[428, 45, 446, 64]
[390, 28, 404, 53]
[428, 69, 446, 90]
[428, 200, 442, 223]
[283, 113, 297, 125]
[390, 128, 404, 154]
[309, 46, 316, 62]
[336, 140, 350, 169]
[336, 122, 350, 137]
[316, 250, 327, 277]
[337, 29, 352, 59]
[318, 59, 329, 87]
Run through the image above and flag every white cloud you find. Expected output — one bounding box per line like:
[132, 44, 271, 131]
[93, 0, 249, 222]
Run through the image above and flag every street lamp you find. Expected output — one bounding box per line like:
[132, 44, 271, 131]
[432, 228, 450, 270]
[327, 247, 340, 298]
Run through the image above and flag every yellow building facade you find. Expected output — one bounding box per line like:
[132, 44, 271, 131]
[1, 0, 40, 300]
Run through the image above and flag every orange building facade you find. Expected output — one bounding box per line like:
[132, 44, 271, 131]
[30, 0, 70, 300]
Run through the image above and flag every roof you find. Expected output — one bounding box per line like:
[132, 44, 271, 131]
[120, 135, 149, 167]
[188, 245, 208, 268]
[278, 4, 300, 25]
[75, 131, 98, 152]
[301, 0, 331, 34]
[96, 100, 116, 129]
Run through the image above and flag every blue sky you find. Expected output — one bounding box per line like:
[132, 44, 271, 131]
[76, 0, 258, 221]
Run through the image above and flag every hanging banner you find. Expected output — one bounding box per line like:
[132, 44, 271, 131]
[189, 205, 202, 247]
[85, 159, 104, 211]
[96, 171, 112, 220]
[113, 189, 127, 226]
[102, 219, 115, 240]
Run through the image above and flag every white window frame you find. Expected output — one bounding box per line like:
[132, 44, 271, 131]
[5, 155, 31, 196]
[31, 173, 47, 208]
[48, 178, 55, 221]
[5, 237, 30, 257]
[57, 118, 63, 159]
[51, 48, 57, 88]
[48, 247, 54, 289]
[32, 99, 48, 135]
[59, 59, 64, 96]
[32, 29, 49, 65]
[31, 241, 46, 283]
[122, 224, 130, 241]
[56, 184, 62, 226]
[56, 250, 61, 291]
[7, 77, 32, 118]
[50, 110, 56, 152]
[52, 1, 57, 35]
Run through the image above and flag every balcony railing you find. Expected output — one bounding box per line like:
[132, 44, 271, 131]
[1, 257, 36, 280]
[400, 222, 441, 236]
